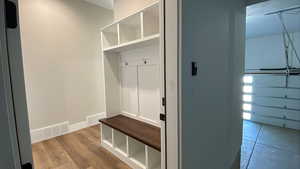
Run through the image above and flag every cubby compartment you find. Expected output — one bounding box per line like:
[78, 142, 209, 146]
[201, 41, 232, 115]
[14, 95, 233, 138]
[113, 130, 128, 155]
[142, 4, 159, 37]
[102, 24, 119, 49]
[119, 14, 142, 44]
[102, 124, 113, 146]
[128, 137, 146, 167]
[147, 146, 161, 169]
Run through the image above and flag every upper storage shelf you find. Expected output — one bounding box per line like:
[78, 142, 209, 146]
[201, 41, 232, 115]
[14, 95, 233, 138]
[101, 2, 160, 53]
[102, 24, 118, 49]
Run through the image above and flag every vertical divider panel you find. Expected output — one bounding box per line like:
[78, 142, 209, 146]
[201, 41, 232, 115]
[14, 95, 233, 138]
[100, 123, 103, 143]
[140, 12, 144, 39]
[126, 136, 129, 157]
[145, 146, 149, 169]
[117, 23, 121, 45]
[137, 64, 141, 118]
[111, 128, 115, 147]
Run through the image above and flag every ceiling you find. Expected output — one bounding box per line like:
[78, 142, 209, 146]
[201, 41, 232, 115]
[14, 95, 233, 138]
[246, 0, 300, 38]
[84, 0, 113, 9]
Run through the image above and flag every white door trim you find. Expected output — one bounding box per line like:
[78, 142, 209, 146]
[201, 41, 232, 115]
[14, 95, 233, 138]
[165, 0, 180, 169]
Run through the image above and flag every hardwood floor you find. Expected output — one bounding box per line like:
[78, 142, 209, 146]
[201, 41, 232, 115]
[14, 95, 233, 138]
[32, 125, 132, 169]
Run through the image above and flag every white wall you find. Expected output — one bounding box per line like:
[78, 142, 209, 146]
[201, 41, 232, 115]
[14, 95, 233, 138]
[246, 32, 300, 70]
[19, 0, 113, 130]
[113, 0, 157, 20]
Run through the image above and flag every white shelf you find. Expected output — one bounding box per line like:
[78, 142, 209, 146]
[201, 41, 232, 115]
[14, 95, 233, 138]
[113, 130, 128, 155]
[129, 137, 146, 168]
[147, 146, 161, 169]
[119, 13, 142, 44]
[102, 124, 113, 146]
[101, 2, 159, 31]
[102, 24, 119, 49]
[131, 151, 147, 169]
[103, 34, 160, 53]
[101, 1, 160, 54]
[143, 4, 159, 37]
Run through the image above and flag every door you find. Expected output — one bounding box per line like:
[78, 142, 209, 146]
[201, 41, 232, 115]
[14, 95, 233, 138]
[0, 1, 21, 168]
[1, 0, 33, 168]
[159, 1, 167, 169]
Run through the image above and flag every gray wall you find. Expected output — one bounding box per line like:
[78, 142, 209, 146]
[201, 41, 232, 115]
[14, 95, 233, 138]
[180, 0, 245, 168]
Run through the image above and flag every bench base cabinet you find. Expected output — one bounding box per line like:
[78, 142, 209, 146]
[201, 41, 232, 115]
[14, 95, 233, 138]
[100, 124, 161, 169]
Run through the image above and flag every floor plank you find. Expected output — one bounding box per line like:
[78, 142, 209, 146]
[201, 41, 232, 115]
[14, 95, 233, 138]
[32, 142, 58, 169]
[42, 139, 72, 168]
[32, 125, 131, 169]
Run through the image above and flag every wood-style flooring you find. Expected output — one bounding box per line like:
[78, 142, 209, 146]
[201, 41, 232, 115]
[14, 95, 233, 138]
[32, 125, 131, 169]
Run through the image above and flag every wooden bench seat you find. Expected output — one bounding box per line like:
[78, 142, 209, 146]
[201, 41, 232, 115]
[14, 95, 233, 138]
[99, 115, 161, 151]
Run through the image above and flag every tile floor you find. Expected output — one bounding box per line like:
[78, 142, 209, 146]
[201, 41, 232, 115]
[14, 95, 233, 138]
[241, 121, 300, 169]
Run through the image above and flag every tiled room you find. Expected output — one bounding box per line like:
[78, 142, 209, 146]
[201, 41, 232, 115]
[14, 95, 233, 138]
[241, 121, 300, 169]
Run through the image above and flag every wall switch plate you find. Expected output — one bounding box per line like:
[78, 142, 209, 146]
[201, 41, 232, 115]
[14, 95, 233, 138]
[192, 61, 198, 76]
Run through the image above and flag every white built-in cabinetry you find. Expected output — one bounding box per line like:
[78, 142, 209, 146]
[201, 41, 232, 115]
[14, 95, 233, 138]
[100, 2, 162, 169]
[101, 2, 161, 127]
[101, 2, 159, 53]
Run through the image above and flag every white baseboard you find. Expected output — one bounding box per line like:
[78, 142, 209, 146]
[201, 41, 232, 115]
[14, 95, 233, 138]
[30, 112, 106, 144]
[30, 121, 69, 144]
[68, 121, 88, 133]
[86, 112, 106, 126]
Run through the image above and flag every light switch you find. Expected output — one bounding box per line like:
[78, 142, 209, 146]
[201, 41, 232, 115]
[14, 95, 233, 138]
[192, 61, 198, 76]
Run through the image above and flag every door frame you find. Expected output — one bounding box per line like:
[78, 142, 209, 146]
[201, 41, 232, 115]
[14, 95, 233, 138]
[164, 0, 180, 169]
[0, 1, 22, 168]
[1, 0, 33, 168]
[2, 0, 259, 169]
[4, 0, 172, 169]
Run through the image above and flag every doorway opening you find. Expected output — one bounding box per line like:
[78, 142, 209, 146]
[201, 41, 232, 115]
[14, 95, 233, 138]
[17, 0, 165, 169]
[242, 1, 300, 169]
